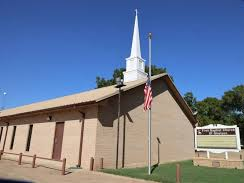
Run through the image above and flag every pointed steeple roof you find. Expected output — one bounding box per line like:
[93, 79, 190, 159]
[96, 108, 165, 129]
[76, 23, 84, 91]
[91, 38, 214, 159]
[130, 9, 141, 58]
[123, 9, 147, 83]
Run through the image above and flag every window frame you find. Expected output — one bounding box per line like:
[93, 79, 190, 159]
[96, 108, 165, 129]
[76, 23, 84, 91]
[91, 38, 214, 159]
[10, 126, 17, 150]
[25, 125, 33, 152]
[0, 127, 3, 143]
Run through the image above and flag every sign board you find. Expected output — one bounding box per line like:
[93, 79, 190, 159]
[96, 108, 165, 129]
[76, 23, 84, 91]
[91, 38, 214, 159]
[195, 124, 241, 153]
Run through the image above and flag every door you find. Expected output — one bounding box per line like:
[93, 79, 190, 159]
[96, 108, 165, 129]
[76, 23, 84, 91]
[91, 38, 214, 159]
[52, 122, 64, 160]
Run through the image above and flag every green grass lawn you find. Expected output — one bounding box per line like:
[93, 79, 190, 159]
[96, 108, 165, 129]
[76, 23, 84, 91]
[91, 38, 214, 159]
[101, 160, 244, 183]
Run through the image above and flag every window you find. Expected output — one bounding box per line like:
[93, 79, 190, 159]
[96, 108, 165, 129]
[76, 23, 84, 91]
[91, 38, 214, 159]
[26, 125, 33, 151]
[0, 127, 3, 143]
[10, 126, 16, 150]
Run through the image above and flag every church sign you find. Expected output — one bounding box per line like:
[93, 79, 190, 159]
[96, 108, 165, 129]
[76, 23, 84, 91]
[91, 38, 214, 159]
[197, 128, 236, 136]
[195, 124, 241, 153]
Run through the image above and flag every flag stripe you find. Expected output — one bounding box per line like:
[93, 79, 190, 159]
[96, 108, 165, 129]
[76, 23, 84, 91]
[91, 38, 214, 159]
[144, 80, 152, 111]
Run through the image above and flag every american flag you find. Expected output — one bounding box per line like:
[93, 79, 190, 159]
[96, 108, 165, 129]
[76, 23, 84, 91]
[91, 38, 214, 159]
[144, 78, 152, 111]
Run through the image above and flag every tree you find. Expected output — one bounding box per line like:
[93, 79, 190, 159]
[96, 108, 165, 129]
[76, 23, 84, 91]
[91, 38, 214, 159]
[184, 85, 244, 144]
[96, 68, 125, 88]
[222, 85, 244, 115]
[220, 85, 244, 126]
[196, 97, 225, 126]
[222, 85, 244, 144]
[96, 65, 171, 88]
[145, 65, 167, 76]
[183, 92, 197, 113]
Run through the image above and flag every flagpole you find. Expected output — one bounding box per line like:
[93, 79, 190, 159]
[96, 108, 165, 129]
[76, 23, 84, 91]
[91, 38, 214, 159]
[148, 32, 152, 175]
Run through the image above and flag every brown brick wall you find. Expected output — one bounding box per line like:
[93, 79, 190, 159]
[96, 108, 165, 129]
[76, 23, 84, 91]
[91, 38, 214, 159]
[96, 78, 195, 169]
[0, 77, 195, 170]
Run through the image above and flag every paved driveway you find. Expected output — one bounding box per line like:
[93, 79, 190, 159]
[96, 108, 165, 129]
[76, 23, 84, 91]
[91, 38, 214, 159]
[0, 159, 154, 183]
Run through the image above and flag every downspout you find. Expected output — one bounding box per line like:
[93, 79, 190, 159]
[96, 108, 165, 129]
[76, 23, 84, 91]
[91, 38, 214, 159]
[2, 122, 9, 152]
[77, 112, 85, 167]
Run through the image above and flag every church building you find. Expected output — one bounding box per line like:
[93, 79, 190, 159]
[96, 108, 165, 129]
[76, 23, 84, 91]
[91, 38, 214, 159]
[0, 12, 197, 170]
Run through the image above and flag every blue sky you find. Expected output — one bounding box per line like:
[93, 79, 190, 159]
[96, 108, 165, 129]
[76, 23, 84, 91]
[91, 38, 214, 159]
[0, 0, 244, 109]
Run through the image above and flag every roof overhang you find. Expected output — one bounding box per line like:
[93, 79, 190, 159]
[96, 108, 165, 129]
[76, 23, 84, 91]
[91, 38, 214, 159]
[0, 101, 97, 121]
[0, 73, 197, 126]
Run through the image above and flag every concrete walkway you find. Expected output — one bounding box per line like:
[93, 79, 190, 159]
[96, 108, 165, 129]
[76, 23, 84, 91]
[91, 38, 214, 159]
[0, 159, 155, 183]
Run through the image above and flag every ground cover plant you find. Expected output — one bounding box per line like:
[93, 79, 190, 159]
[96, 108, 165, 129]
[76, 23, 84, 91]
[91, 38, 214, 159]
[101, 160, 244, 183]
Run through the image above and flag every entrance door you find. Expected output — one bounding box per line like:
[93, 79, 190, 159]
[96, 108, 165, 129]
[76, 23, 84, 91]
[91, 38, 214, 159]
[52, 122, 64, 160]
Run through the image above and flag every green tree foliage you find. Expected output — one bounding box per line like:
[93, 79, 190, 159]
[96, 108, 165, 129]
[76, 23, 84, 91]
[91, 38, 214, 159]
[183, 92, 197, 113]
[184, 85, 244, 142]
[96, 65, 170, 88]
[96, 68, 125, 88]
[221, 85, 244, 144]
[145, 65, 167, 76]
[196, 97, 226, 126]
[222, 85, 244, 115]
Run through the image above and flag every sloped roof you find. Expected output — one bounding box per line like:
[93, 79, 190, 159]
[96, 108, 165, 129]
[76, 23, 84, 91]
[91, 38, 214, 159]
[0, 74, 165, 118]
[0, 73, 197, 125]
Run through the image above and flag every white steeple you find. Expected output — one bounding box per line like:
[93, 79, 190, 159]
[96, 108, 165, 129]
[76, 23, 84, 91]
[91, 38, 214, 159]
[130, 9, 141, 58]
[123, 9, 147, 83]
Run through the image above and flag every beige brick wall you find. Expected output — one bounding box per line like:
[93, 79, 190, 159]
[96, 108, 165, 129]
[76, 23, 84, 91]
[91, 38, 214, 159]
[81, 106, 98, 169]
[8, 124, 29, 153]
[5, 125, 15, 152]
[30, 122, 56, 158]
[96, 77, 195, 169]
[61, 119, 81, 167]
[95, 100, 118, 168]
[0, 106, 98, 169]
[0, 126, 7, 149]
[193, 157, 244, 169]
[4, 122, 55, 158]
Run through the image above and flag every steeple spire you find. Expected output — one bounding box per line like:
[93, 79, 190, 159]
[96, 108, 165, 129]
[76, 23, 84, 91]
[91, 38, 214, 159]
[123, 9, 147, 83]
[130, 9, 141, 58]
